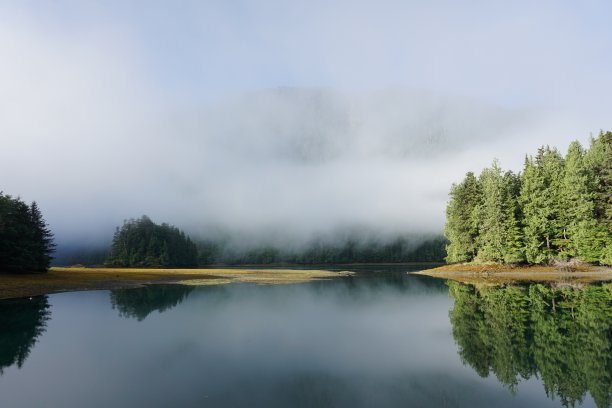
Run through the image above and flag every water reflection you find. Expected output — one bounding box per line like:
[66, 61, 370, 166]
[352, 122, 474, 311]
[0, 296, 50, 373]
[0, 270, 609, 408]
[448, 282, 612, 408]
[110, 285, 194, 321]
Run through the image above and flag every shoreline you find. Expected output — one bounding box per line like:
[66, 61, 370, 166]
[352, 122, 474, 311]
[0, 267, 353, 300]
[412, 263, 612, 284]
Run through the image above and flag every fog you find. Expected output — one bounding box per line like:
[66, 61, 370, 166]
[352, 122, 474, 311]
[1, 1, 611, 249]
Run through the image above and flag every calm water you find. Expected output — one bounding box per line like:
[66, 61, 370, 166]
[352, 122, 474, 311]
[0, 265, 610, 408]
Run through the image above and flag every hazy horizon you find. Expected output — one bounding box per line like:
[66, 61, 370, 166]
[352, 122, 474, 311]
[1, 1, 611, 250]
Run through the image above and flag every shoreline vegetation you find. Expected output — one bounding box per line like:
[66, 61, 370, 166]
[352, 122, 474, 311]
[414, 263, 612, 284]
[444, 131, 611, 266]
[0, 267, 354, 300]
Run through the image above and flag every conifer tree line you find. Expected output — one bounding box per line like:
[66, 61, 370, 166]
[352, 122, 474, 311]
[444, 131, 612, 265]
[105, 216, 198, 267]
[0, 193, 55, 273]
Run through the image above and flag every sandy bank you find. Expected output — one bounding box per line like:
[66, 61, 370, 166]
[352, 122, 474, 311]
[412, 263, 612, 284]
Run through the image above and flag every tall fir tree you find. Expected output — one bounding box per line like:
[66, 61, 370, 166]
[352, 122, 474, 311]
[476, 161, 505, 262]
[584, 131, 612, 265]
[0, 193, 55, 273]
[445, 172, 481, 263]
[501, 171, 524, 263]
[560, 141, 602, 261]
[520, 147, 564, 263]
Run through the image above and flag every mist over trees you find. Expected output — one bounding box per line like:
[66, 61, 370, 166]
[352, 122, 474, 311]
[61, 231, 446, 267]
[0, 193, 55, 273]
[196, 235, 446, 265]
[445, 131, 612, 265]
[105, 216, 198, 267]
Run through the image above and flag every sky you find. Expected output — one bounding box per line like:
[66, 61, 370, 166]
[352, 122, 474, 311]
[1, 0, 611, 248]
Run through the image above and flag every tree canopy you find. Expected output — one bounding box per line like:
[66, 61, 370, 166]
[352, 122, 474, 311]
[0, 193, 55, 273]
[444, 131, 612, 265]
[105, 216, 198, 267]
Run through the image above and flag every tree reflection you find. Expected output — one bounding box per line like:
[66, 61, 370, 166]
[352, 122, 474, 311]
[0, 296, 51, 374]
[110, 285, 194, 321]
[448, 281, 612, 408]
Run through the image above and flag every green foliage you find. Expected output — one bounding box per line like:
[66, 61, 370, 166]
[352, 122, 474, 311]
[444, 131, 612, 265]
[105, 216, 198, 267]
[449, 282, 612, 408]
[501, 171, 524, 263]
[521, 147, 565, 263]
[445, 172, 481, 263]
[476, 161, 506, 262]
[0, 193, 55, 273]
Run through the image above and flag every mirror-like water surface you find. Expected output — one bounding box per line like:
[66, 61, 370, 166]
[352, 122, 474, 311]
[0, 265, 610, 407]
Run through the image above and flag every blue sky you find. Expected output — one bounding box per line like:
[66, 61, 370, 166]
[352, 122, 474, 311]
[8, 0, 612, 105]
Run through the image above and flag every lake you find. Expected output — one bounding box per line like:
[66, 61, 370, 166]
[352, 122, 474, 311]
[1, 265, 610, 407]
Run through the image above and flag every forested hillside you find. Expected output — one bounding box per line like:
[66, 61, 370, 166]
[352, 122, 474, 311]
[0, 193, 55, 273]
[445, 131, 611, 265]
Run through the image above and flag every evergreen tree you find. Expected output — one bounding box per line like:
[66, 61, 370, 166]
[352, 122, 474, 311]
[560, 141, 603, 261]
[444, 172, 481, 263]
[476, 161, 505, 262]
[501, 171, 524, 263]
[0, 192, 55, 273]
[28, 202, 55, 271]
[520, 147, 564, 263]
[584, 131, 612, 265]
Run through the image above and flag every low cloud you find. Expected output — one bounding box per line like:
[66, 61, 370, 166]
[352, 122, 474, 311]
[0, 1, 610, 249]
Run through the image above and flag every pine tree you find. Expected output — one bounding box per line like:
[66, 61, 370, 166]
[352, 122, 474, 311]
[584, 131, 612, 265]
[445, 172, 481, 263]
[28, 202, 55, 271]
[476, 161, 505, 262]
[0, 193, 55, 273]
[501, 171, 524, 263]
[520, 147, 564, 263]
[559, 141, 602, 261]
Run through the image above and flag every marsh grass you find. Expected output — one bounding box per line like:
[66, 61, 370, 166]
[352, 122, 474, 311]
[0, 267, 351, 299]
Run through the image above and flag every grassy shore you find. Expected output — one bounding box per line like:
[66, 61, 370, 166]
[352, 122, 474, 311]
[0, 267, 353, 300]
[413, 263, 612, 284]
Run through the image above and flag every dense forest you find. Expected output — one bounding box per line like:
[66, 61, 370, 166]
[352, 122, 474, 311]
[105, 216, 198, 267]
[0, 193, 55, 273]
[449, 282, 612, 408]
[445, 131, 611, 265]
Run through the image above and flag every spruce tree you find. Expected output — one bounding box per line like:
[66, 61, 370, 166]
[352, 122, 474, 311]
[476, 161, 505, 262]
[520, 147, 564, 263]
[0, 193, 55, 273]
[28, 202, 55, 271]
[584, 131, 612, 265]
[445, 172, 481, 263]
[501, 171, 524, 263]
[560, 141, 602, 261]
